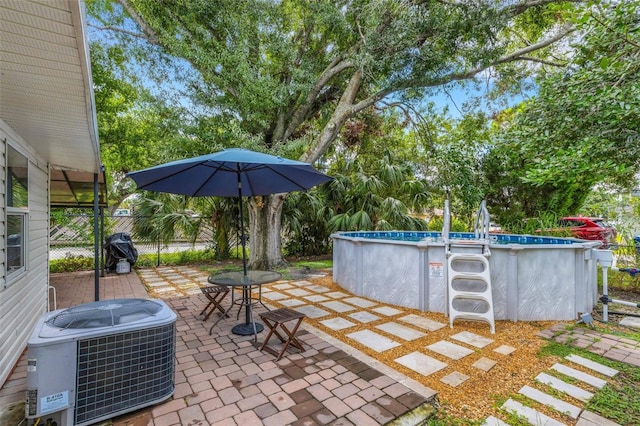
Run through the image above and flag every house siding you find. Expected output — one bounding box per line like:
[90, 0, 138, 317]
[0, 123, 49, 387]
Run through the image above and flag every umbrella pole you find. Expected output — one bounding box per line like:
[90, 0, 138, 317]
[237, 173, 253, 330]
[237, 174, 248, 277]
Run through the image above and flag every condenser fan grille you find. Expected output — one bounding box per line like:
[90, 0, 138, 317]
[74, 323, 176, 425]
[46, 299, 162, 329]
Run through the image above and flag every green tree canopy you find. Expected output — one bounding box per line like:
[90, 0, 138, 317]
[91, 42, 187, 209]
[484, 1, 640, 226]
[88, 0, 582, 267]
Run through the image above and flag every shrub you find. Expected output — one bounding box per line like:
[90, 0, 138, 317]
[50, 256, 95, 273]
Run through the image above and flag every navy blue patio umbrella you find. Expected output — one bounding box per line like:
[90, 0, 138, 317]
[127, 148, 333, 275]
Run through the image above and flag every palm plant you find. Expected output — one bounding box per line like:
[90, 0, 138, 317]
[282, 189, 334, 257]
[131, 193, 203, 248]
[326, 153, 431, 232]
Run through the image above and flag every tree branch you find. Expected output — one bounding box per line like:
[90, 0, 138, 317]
[408, 23, 576, 88]
[281, 58, 354, 143]
[301, 22, 577, 158]
[88, 24, 152, 42]
[115, 0, 160, 44]
[506, 0, 583, 17]
[518, 56, 568, 67]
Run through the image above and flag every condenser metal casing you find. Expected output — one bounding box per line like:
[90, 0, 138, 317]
[25, 298, 176, 426]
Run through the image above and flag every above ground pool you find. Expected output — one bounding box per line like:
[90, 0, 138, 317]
[331, 231, 601, 322]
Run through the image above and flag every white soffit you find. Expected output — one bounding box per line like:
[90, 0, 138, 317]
[0, 0, 101, 174]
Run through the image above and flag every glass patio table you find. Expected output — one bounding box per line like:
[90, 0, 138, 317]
[207, 270, 282, 340]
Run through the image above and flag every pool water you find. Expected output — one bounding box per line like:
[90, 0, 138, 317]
[340, 231, 577, 245]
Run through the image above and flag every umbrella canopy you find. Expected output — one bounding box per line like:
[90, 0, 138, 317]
[127, 148, 332, 197]
[127, 148, 332, 274]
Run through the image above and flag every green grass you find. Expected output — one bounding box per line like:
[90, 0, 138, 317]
[424, 333, 640, 425]
[538, 340, 640, 425]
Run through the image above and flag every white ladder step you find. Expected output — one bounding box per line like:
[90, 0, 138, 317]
[447, 252, 495, 334]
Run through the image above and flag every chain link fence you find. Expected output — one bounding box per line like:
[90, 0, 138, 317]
[50, 214, 226, 262]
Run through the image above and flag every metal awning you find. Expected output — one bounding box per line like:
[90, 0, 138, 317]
[50, 168, 107, 208]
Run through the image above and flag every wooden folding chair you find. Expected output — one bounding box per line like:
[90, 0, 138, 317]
[259, 308, 306, 361]
[200, 285, 230, 321]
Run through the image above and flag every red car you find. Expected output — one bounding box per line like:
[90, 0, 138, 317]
[555, 216, 618, 248]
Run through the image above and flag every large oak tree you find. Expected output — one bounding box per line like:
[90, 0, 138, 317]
[90, 0, 581, 268]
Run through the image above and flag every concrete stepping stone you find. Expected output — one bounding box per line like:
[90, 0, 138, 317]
[501, 398, 566, 426]
[346, 330, 400, 352]
[577, 410, 621, 426]
[142, 276, 165, 283]
[494, 345, 517, 355]
[343, 297, 377, 308]
[304, 295, 330, 302]
[472, 357, 497, 372]
[426, 340, 474, 360]
[440, 371, 469, 387]
[535, 372, 594, 403]
[349, 311, 381, 323]
[619, 316, 640, 329]
[272, 283, 294, 290]
[307, 285, 331, 293]
[164, 274, 184, 281]
[146, 281, 170, 287]
[451, 331, 494, 348]
[262, 291, 289, 301]
[375, 322, 426, 341]
[372, 306, 403, 316]
[321, 318, 356, 331]
[395, 351, 448, 376]
[551, 364, 607, 389]
[286, 288, 313, 297]
[320, 300, 357, 313]
[292, 280, 312, 286]
[326, 291, 348, 298]
[398, 314, 446, 331]
[483, 415, 510, 426]
[293, 305, 331, 319]
[152, 287, 179, 294]
[519, 385, 581, 419]
[565, 354, 618, 377]
[279, 299, 306, 307]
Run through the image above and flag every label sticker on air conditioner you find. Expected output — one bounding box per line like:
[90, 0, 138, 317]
[40, 390, 69, 414]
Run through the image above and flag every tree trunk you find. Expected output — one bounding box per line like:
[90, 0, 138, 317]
[247, 194, 287, 270]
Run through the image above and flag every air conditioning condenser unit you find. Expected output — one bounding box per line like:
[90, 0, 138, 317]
[25, 298, 176, 426]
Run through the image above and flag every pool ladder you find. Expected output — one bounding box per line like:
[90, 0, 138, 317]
[443, 199, 496, 334]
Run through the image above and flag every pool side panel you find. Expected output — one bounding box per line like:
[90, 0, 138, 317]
[424, 244, 447, 314]
[361, 240, 421, 309]
[331, 233, 599, 322]
[515, 247, 576, 321]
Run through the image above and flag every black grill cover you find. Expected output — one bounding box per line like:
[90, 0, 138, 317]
[103, 232, 138, 271]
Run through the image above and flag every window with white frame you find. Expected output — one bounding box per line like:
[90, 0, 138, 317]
[6, 145, 28, 279]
